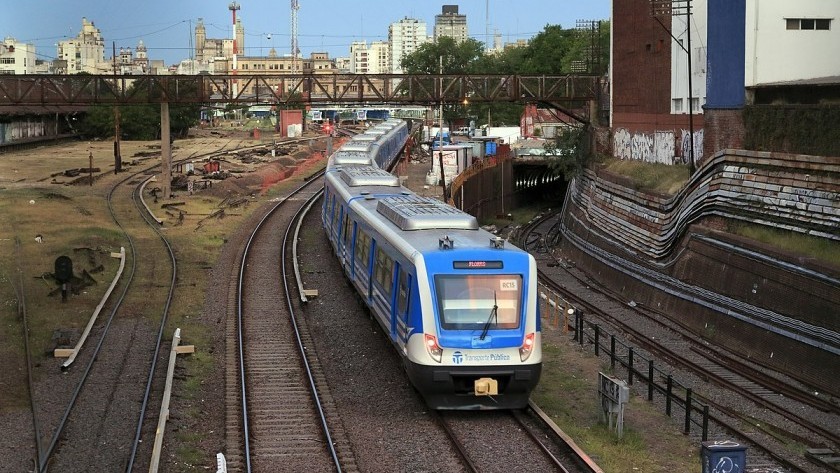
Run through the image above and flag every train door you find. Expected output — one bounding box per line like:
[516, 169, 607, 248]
[394, 266, 412, 348]
[353, 228, 372, 300]
[372, 245, 395, 332]
[340, 213, 353, 274]
[330, 198, 342, 243]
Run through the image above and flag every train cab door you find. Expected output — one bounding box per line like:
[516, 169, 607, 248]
[394, 267, 411, 349]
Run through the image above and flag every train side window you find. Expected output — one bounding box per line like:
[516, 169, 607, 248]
[396, 268, 410, 315]
[341, 213, 352, 247]
[355, 229, 371, 269]
[373, 247, 394, 299]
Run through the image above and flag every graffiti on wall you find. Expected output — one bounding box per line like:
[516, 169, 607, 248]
[2, 119, 46, 144]
[613, 128, 676, 164]
[680, 129, 705, 166]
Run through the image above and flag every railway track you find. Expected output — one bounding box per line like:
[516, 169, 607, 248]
[226, 167, 357, 472]
[433, 404, 600, 472]
[14, 138, 281, 471]
[520, 211, 839, 473]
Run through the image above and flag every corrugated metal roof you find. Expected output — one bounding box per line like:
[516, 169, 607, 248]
[376, 194, 479, 231]
[339, 166, 400, 187]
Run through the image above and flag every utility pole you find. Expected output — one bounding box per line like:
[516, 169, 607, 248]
[161, 102, 171, 201]
[112, 42, 121, 174]
[651, 0, 696, 174]
[229, 2, 240, 98]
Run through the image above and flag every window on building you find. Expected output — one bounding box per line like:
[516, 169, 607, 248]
[691, 97, 700, 111]
[787, 18, 832, 30]
[673, 98, 683, 113]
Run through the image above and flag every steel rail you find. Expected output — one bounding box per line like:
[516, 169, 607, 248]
[281, 173, 342, 470]
[235, 169, 338, 472]
[12, 236, 43, 472]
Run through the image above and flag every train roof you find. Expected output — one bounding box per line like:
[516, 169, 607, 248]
[326, 166, 524, 258]
[376, 195, 478, 231]
[329, 150, 375, 166]
[338, 166, 400, 187]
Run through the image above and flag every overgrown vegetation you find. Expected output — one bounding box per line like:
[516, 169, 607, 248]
[545, 126, 592, 180]
[600, 158, 691, 195]
[728, 222, 840, 265]
[744, 105, 840, 156]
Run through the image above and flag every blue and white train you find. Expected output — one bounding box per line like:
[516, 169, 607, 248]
[322, 121, 541, 410]
[327, 119, 409, 169]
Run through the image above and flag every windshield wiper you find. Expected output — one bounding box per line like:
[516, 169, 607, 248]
[479, 291, 498, 340]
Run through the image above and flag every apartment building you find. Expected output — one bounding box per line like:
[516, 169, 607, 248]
[389, 17, 428, 73]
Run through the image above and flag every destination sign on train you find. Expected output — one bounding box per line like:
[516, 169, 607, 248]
[453, 261, 504, 269]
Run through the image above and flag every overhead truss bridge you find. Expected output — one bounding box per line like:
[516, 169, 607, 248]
[0, 73, 598, 107]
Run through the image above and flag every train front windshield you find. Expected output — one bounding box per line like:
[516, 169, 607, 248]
[435, 274, 523, 330]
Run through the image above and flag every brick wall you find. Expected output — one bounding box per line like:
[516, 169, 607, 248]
[703, 108, 744, 165]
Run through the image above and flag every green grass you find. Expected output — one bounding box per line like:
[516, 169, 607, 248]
[600, 158, 691, 195]
[729, 221, 840, 266]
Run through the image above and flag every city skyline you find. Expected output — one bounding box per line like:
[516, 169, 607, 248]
[3, 0, 610, 66]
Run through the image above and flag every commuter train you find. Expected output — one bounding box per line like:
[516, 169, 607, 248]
[322, 120, 541, 409]
[327, 119, 409, 169]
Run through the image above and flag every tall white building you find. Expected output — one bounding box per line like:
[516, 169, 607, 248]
[388, 17, 428, 73]
[350, 40, 390, 74]
[0, 37, 37, 74]
[670, 1, 708, 115]
[350, 41, 368, 73]
[57, 18, 106, 74]
[434, 5, 468, 43]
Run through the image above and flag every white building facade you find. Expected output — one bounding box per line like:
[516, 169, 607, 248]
[57, 18, 106, 74]
[389, 17, 428, 73]
[350, 41, 390, 74]
[670, 1, 708, 115]
[0, 37, 37, 74]
[745, 0, 840, 85]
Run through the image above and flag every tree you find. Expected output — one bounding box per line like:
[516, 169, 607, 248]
[400, 37, 485, 75]
[76, 81, 200, 140]
[544, 125, 591, 180]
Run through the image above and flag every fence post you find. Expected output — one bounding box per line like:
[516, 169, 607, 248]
[578, 310, 584, 346]
[610, 335, 616, 370]
[628, 347, 634, 385]
[702, 405, 709, 441]
[648, 359, 654, 401]
[594, 325, 600, 356]
[684, 388, 693, 434]
[666, 375, 673, 416]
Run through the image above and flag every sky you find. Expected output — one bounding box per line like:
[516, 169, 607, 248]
[2, 1, 610, 66]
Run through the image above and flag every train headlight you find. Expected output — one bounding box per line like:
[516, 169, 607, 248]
[519, 333, 536, 362]
[425, 334, 443, 363]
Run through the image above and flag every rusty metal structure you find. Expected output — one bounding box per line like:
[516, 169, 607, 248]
[0, 73, 598, 108]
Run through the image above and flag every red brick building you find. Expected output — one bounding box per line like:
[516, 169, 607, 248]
[610, 0, 704, 164]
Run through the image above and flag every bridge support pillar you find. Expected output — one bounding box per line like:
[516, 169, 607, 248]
[161, 102, 171, 200]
